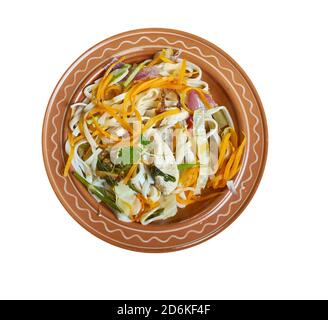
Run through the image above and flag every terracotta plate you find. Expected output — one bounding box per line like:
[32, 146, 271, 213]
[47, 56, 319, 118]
[42, 28, 268, 252]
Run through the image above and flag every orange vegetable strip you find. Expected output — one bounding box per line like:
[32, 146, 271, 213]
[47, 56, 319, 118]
[123, 163, 138, 184]
[178, 59, 186, 85]
[229, 135, 246, 179]
[142, 108, 180, 133]
[223, 152, 236, 180]
[218, 132, 232, 168]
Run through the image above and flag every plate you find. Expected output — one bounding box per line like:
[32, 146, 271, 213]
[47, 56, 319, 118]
[42, 28, 268, 252]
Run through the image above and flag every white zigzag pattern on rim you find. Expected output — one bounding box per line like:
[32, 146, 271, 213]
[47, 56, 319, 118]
[49, 35, 260, 245]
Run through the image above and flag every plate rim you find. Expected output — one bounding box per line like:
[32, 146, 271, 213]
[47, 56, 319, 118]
[42, 27, 268, 252]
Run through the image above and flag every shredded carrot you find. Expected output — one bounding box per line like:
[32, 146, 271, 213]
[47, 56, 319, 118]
[147, 55, 161, 67]
[147, 200, 160, 210]
[180, 168, 200, 202]
[121, 77, 180, 118]
[142, 108, 180, 133]
[187, 190, 194, 200]
[192, 167, 199, 189]
[87, 106, 103, 117]
[100, 104, 133, 133]
[211, 158, 227, 189]
[73, 135, 85, 144]
[159, 49, 174, 64]
[98, 142, 110, 149]
[212, 176, 226, 189]
[96, 74, 113, 102]
[160, 55, 174, 64]
[120, 78, 168, 129]
[91, 116, 120, 141]
[176, 193, 194, 205]
[136, 194, 145, 215]
[217, 132, 232, 169]
[210, 131, 246, 189]
[223, 152, 236, 180]
[125, 94, 143, 131]
[179, 167, 199, 187]
[124, 77, 174, 115]
[229, 128, 239, 149]
[96, 56, 126, 102]
[123, 163, 138, 184]
[228, 134, 246, 179]
[138, 194, 160, 210]
[178, 59, 186, 85]
[145, 49, 175, 67]
[135, 199, 160, 222]
[91, 130, 99, 137]
[134, 108, 143, 123]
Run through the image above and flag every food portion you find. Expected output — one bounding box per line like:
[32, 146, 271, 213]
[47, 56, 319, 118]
[64, 48, 246, 224]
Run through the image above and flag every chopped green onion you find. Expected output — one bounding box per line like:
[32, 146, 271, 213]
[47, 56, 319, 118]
[145, 208, 164, 221]
[128, 181, 139, 193]
[73, 172, 121, 212]
[123, 61, 147, 87]
[151, 166, 176, 182]
[111, 64, 131, 83]
[141, 135, 151, 145]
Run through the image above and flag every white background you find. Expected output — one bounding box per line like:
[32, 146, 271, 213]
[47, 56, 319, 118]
[0, 0, 327, 300]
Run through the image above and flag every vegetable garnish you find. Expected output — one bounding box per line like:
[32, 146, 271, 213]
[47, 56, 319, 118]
[140, 135, 151, 145]
[151, 166, 176, 183]
[177, 163, 199, 171]
[64, 48, 246, 224]
[142, 108, 180, 133]
[123, 61, 147, 87]
[73, 172, 120, 212]
[123, 164, 139, 184]
[178, 59, 186, 85]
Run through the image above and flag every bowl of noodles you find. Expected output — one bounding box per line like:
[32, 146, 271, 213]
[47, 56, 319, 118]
[42, 28, 268, 252]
